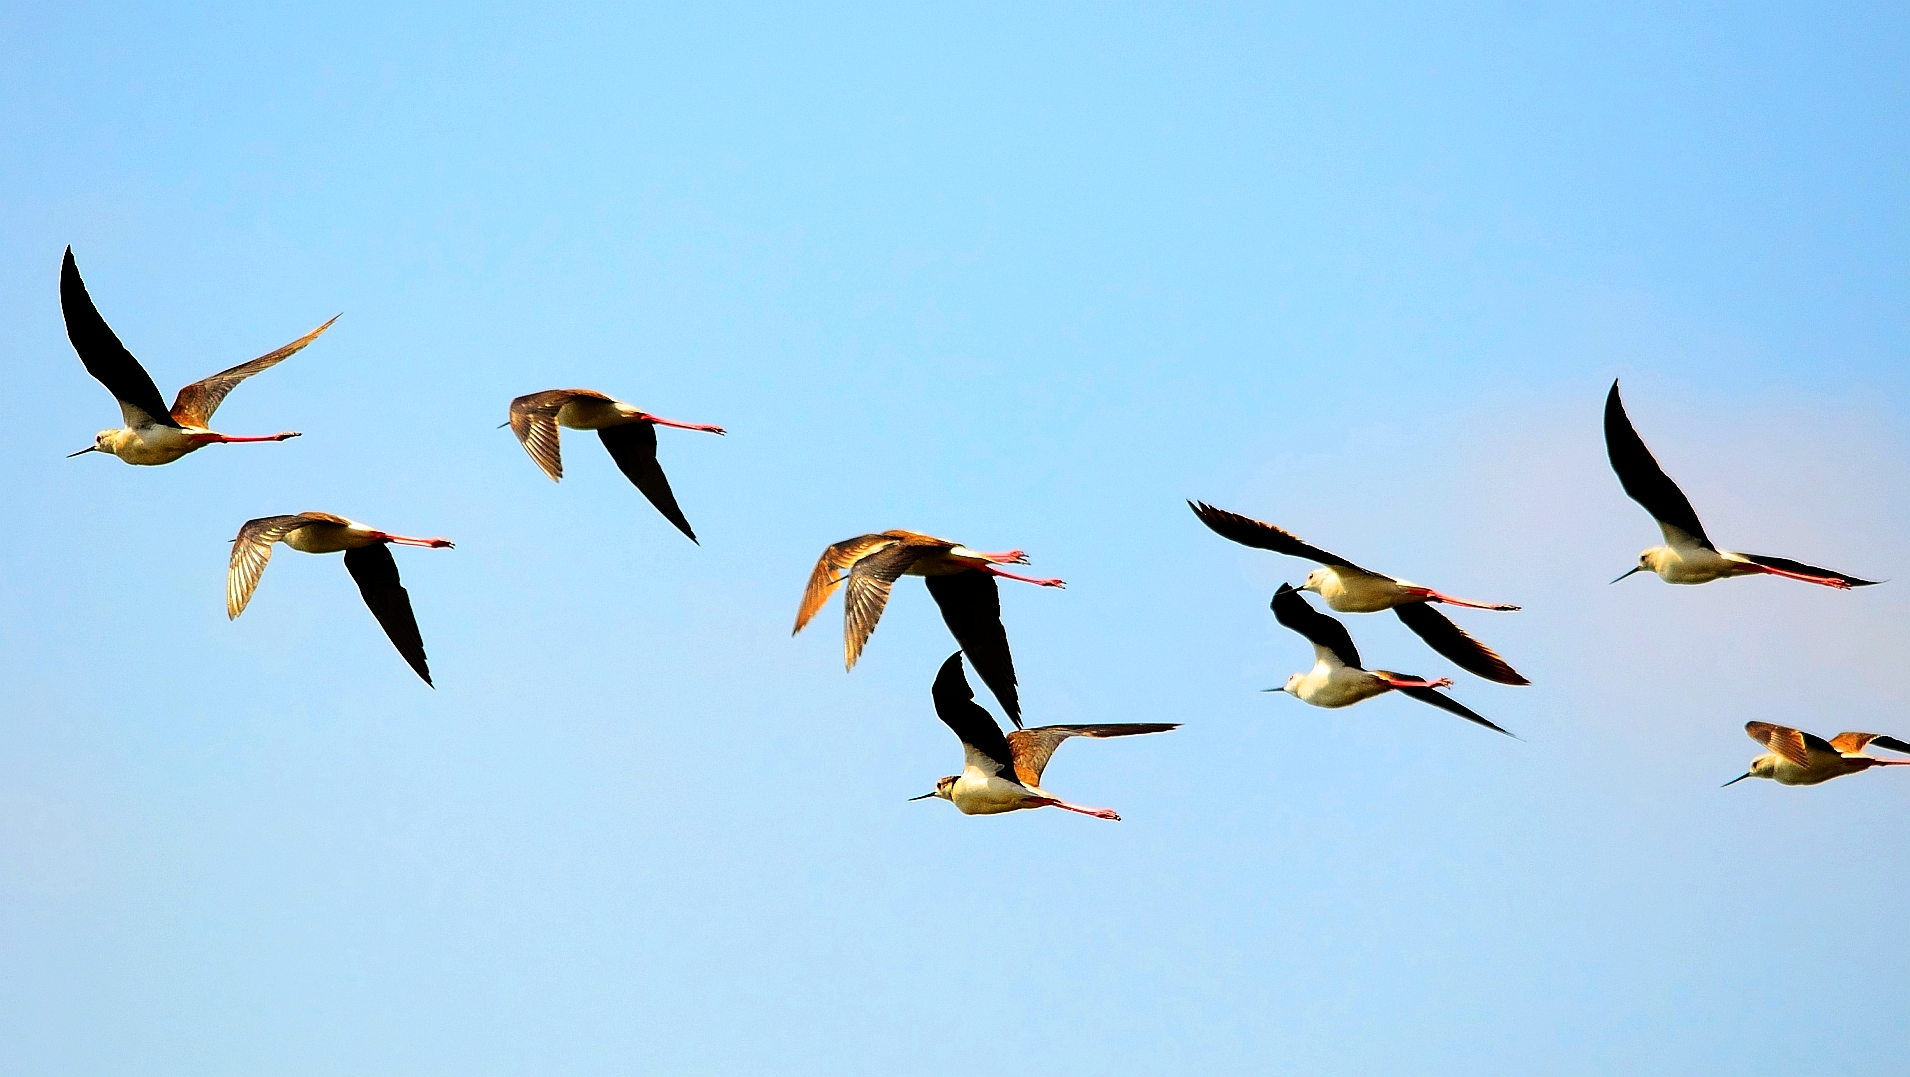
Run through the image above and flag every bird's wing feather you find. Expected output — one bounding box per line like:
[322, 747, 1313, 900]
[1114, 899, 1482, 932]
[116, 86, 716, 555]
[1007, 723, 1179, 787]
[793, 534, 894, 634]
[1392, 603, 1529, 685]
[842, 542, 933, 669]
[170, 314, 337, 427]
[1603, 381, 1713, 549]
[1189, 501, 1369, 572]
[1394, 684, 1514, 737]
[1746, 722, 1813, 767]
[343, 544, 432, 686]
[598, 422, 697, 542]
[1829, 732, 1879, 756]
[923, 570, 1022, 728]
[60, 248, 179, 428]
[931, 652, 1015, 778]
[1733, 553, 1879, 588]
[1271, 584, 1361, 669]
[226, 514, 324, 619]
[507, 390, 577, 481]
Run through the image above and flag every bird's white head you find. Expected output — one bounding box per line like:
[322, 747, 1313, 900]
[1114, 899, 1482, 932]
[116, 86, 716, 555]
[908, 775, 957, 803]
[1278, 673, 1303, 695]
[1723, 754, 1777, 786]
[1299, 567, 1330, 594]
[68, 430, 117, 458]
[1612, 548, 1665, 584]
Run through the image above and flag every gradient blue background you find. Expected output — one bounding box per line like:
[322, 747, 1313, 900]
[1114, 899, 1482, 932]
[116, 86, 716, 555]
[4, 4, 1907, 1073]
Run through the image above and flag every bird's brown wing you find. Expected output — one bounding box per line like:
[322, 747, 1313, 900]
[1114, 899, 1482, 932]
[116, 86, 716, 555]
[793, 534, 896, 635]
[842, 541, 935, 670]
[1007, 723, 1180, 787]
[343, 544, 432, 686]
[598, 421, 697, 542]
[1392, 603, 1529, 686]
[1746, 722, 1814, 767]
[508, 389, 602, 481]
[226, 514, 326, 618]
[170, 314, 338, 427]
[60, 247, 178, 429]
[1188, 501, 1370, 573]
[923, 570, 1022, 729]
[1829, 732, 1910, 756]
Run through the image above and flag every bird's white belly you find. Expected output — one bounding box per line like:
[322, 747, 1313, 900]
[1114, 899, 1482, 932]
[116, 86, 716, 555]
[112, 425, 202, 466]
[1317, 570, 1408, 613]
[949, 772, 1035, 815]
[284, 523, 368, 554]
[1294, 665, 1388, 708]
[1654, 546, 1750, 585]
[556, 399, 639, 430]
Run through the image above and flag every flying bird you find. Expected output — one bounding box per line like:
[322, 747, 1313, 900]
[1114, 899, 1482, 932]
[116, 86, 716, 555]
[793, 530, 1064, 727]
[1190, 501, 1528, 685]
[1723, 722, 1910, 787]
[506, 388, 725, 542]
[227, 513, 454, 686]
[1268, 583, 1512, 737]
[910, 652, 1177, 821]
[1605, 381, 1877, 588]
[61, 247, 334, 465]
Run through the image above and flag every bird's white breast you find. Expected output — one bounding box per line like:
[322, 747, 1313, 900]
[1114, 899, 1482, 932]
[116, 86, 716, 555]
[949, 768, 1034, 815]
[1294, 663, 1390, 708]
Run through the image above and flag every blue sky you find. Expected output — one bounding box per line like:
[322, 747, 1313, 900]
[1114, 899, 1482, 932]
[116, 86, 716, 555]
[3, 4, 1908, 1073]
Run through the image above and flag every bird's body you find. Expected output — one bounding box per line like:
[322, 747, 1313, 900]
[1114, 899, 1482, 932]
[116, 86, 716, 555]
[1725, 723, 1910, 787]
[1269, 583, 1513, 736]
[1604, 381, 1877, 589]
[1190, 502, 1528, 685]
[915, 652, 1177, 821]
[794, 530, 1064, 727]
[227, 513, 454, 685]
[60, 248, 333, 465]
[507, 388, 724, 542]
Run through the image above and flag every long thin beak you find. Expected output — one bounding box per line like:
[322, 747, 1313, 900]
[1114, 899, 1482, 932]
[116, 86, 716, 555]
[496, 421, 510, 429]
[1721, 772, 1752, 787]
[67, 445, 99, 457]
[906, 792, 936, 801]
[1611, 566, 1647, 584]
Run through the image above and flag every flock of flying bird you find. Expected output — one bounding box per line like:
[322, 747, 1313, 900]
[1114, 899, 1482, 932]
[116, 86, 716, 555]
[56, 247, 1908, 818]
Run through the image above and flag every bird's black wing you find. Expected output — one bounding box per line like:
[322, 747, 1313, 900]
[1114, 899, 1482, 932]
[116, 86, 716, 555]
[1270, 583, 1361, 669]
[1604, 381, 1712, 549]
[931, 652, 1016, 779]
[599, 421, 697, 543]
[1393, 602, 1529, 686]
[343, 544, 432, 686]
[1869, 735, 1910, 755]
[1189, 501, 1369, 572]
[60, 247, 179, 428]
[1395, 684, 1514, 737]
[924, 570, 1022, 729]
[1735, 553, 1879, 588]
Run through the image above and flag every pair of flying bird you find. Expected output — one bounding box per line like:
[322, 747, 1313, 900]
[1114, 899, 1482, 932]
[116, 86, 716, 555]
[60, 248, 724, 685]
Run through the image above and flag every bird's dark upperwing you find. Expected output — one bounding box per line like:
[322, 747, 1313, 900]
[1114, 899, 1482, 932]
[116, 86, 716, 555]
[924, 570, 1022, 729]
[842, 541, 934, 670]
[60, 247, 178, 429]
[1394, 684, 1514, 737]
[1271, 583, 1361, 669]
[1007, 723, 1179, 788]
[1189, 502, 1369, 572]
[598, 421, 697, 543]
[1735, 553, 1879, 588]
[1603, 381, 1712, 549]
[170, 314, 338, 428]
[1392, 602, 1529, 686]
[343, 544, 433, 687]
[931, 652, 1016, 780]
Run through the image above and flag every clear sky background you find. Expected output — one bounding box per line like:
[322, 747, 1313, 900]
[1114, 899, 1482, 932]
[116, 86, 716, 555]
[3, 4, 1908, 1074]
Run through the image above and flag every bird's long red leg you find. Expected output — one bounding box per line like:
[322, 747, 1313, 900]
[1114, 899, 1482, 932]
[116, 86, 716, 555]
[973, 549, 1029, 564]
[1380, 675, 1453, 689]
[983, 565, 1065, 588]
[1402, 586, 1519, 611]
[191, 431, 302, 444]
[374, 532, 456, 549]
[1748, 563, 1854, 589]
[1028, 796, 1121, 821]
[644, 415, 727, 435]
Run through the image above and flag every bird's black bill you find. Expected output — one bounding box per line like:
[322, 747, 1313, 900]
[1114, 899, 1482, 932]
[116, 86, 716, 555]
[67, 445, 99, 457]
[906, 792, 936, 801]
[496, 421, 510, 429]
[1721, 772, 1752, 787]
[1611, 566, 1647, 584]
